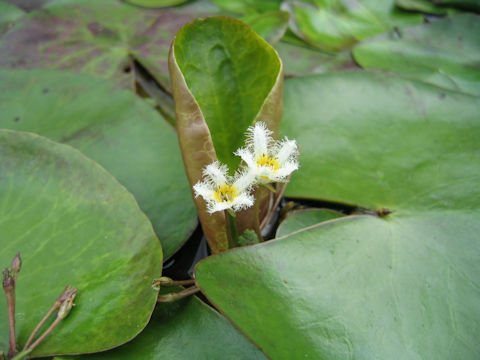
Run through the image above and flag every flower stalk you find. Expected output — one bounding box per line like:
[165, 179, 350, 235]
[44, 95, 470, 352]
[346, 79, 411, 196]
[3, 252, 22, 359]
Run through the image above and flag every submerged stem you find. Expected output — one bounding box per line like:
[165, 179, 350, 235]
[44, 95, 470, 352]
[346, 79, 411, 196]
[253, 188, 264, 242]
[224, 210, 234, 249]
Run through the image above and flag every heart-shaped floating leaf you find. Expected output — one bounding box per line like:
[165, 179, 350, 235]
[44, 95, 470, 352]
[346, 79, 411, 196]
[169, 16, 283, 252]
[276, 208, 344, 238]
[0, 0, 221, 91]
[432, 0, 480, 11]
[0, 130, 163, 357]
[275, 40, 358, 77]
[0, 69, 196, 258]
[211, 0, 282, 14]
[195, 72, 480, 358]
[281, 0, 422, 52]
[55, 287, 267, 360]
[395, 0, 451, 14]
[353, 14, 480, 96]
[124, 0, 189, 8]
[241, 10, 290, 44]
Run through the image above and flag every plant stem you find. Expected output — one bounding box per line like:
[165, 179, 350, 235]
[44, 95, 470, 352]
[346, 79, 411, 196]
[6, 288, 16, 358]
[224, 210, 235, 248]
[152, 277, 195, 290]
[10, 349, 31, 360]
[23, 297, 61, 350]
[26, 317, 62, 352]
[261, 177, 290, 229]
[23, 285, 77, 351]
[253, 188, 264, 242]
[157, 286, 201, 302]
[3, 268, 16, 358]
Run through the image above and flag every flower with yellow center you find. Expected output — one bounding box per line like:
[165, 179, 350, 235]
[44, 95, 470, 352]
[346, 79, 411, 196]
[193, 161, 255, 214]
[235, 122, 299, 184]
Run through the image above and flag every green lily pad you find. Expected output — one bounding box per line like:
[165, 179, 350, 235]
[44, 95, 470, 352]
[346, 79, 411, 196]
[275, 41, 358, 76]
[0, 0, 221, 91]
[55, 288, 267, 360]
[0, 69, 196, 258]
[0, 1, 25, 36]
[241, 10, 290, 44]
[281, 0, 423, 52]
[433, 0, 480, 11]
[195, 72, 480, 358]
[211, 0, 282, 14]
[169, 17, 283, 252]
[124, 0, 189, 8]
[395, 0, 450, 14]
[0, 130, 163, 356]
[282, 72, 479, 208]
[353, 14, 480, 96]
[276, 208, 344, 237]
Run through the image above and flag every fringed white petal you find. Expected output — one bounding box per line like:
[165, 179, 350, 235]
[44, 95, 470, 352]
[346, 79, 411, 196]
[233, 169, 256, 193]
[274, 161, 298, 180]
[251, 122, 272, 159]
[231, 193, 255, 211]
[203, 161, 229, 187]
[208, 201, 231, 213]
[276, 138, 298, 164]
[234, 147, 256, 169]
[193, 181, 215, 201]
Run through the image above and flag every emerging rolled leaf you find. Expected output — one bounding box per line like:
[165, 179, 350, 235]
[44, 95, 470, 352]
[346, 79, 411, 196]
[169, 16, 284, 252]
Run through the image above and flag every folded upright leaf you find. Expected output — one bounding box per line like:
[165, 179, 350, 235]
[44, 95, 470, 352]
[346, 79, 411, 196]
[169, 17, 283, 253]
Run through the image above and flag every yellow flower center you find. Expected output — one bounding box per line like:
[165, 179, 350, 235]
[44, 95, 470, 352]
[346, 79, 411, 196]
[213, 184, 238, 203]
[257, 155, 280, 171]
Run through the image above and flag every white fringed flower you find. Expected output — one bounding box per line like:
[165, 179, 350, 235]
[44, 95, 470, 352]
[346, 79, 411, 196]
[235, 122, 299, 184]
[193, 161, 256, 214]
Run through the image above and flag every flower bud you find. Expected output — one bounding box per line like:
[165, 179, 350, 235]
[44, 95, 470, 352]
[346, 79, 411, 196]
[152, 277, 173, 290]
[11, 252, 22, 278]
[58, 289, 77, 320]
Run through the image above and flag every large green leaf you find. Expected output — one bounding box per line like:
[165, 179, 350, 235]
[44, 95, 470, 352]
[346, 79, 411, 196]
[275, 41, 358, 76]
[195, 72, 480, 358]
[169, 17, 283, 252]
[353, 14, 480, 96]
[241, 10, 290, 44]
[56, 288, 267, 360]
[211, 0, 282, 14]
[0, 69, 196, 258]
[282, 72, 479, 208]
[0, 130, 163, 356]
[197, 212, 480, 359]
[124, 0, 189, 8]
[281, 0, 423, 52]
[276, 208, 344, 238]
[395, 0, 451, 14]
[0, 0, 221, 91]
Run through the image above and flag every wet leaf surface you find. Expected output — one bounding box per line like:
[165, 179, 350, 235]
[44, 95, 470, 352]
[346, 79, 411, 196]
[276, 208, 344, 237]
[282, 0, 423, 52]
[0, 0, 221, 91]
[0, 130, 163, 356]
[55, 287, 267, 360]
[0, 69, 197, 258]
[195, 72, 480, 359]
[353, 14, 480, 96]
